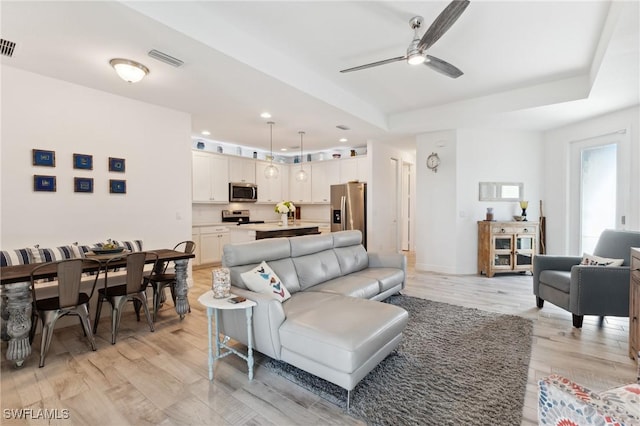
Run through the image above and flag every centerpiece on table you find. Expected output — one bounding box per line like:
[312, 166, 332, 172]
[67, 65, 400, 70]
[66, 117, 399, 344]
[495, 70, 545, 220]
[275, 201, 295, 228]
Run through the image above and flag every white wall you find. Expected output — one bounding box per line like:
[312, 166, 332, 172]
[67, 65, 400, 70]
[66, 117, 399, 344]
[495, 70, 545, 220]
[1, 67, 192, 250]
[542, 106, 640, 255]
[415, 129, 543, 274]
[367, 141, 416, 254]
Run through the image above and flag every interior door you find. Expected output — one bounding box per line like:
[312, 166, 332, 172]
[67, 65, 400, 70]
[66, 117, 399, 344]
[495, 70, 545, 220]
[569, 130, 630, 254]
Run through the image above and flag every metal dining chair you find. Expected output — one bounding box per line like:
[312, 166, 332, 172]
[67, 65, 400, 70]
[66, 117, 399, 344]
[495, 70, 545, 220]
[144, 241, 195, 321]
[93, 251, 158, 344]
[29, 258, 102, 367]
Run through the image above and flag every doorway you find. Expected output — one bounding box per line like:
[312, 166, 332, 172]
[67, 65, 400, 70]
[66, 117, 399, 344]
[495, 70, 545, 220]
[569, 130, 629, 254]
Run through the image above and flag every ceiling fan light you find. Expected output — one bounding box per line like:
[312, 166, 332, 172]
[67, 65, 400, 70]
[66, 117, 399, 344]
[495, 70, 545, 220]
[110, 58, 149, 83]
[407, 52, 425, 65]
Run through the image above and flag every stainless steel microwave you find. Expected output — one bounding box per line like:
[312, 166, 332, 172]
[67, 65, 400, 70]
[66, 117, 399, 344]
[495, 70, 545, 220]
[229, 182, 258, 202]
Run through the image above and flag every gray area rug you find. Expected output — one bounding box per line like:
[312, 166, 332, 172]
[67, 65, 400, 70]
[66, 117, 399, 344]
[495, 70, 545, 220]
[263, 294, 533, 425]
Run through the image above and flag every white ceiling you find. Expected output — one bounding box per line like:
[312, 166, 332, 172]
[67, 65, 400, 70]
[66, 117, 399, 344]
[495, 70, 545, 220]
[1, 1, 638, 153]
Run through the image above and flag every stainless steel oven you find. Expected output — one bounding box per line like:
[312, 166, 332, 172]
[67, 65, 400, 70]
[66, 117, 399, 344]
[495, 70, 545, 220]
[229, 182, 258, 202]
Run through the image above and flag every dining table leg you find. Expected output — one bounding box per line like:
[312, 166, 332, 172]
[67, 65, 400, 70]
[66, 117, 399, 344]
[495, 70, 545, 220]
[2, 282, 32, 366]
[173, 259, 190, 319]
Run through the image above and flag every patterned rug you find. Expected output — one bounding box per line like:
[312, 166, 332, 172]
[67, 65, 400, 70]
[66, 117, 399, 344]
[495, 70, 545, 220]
[263, 294, 533, 425]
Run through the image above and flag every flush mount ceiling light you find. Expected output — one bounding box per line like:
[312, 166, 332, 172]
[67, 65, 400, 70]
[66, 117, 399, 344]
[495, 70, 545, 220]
[201, 130, 211, 136]
[260, 112, 272, 119]
[339, 138, 348, 143]
[109, 58, 149, 83]
[295, 131, 308, 182]
[264, 121, 279, 179]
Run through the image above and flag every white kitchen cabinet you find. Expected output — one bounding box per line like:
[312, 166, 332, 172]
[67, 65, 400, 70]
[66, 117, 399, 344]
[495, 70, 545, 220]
[289, 164, 312, 204]
[339, 156, 368, 183]
[192, 152, 229, 203]
[193, 226, 229, 266]
[229, 157, 256, 184]
[256, 161, 287, 203]
[311, 161, 340, 203]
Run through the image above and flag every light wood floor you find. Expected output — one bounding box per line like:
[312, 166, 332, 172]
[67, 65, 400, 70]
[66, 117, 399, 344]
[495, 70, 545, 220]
[1, 254, 637, 425]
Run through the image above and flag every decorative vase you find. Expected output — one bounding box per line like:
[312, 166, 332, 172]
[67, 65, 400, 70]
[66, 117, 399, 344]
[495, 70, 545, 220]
[212, 267, 230, 299]
[486, 207, 494, 221]
[281, 213, 288, 227]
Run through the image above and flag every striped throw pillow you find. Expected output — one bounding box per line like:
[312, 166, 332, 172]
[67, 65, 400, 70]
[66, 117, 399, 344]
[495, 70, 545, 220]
[0, 248, 32, 266]
[113, 240, 143, 252]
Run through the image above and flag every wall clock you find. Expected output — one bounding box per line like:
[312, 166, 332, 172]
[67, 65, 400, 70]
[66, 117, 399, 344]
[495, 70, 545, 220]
[426, 152, 440, 173]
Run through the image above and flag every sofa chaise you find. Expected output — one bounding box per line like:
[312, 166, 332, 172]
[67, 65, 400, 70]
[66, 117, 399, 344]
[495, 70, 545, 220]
[219, 230, 409, 406]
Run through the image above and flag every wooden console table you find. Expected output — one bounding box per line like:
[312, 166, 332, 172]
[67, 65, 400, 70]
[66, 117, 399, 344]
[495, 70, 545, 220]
[477, 221, 538, 277]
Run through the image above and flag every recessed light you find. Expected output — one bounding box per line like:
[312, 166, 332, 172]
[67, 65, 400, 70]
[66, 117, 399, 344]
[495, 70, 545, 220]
[280, 148, 287, 151]
[260, 112, 272, 118]
[339, 138, 348, 142]
[201, 130, 211, 136]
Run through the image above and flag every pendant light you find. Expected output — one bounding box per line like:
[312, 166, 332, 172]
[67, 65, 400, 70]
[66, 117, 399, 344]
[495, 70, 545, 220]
[264, 121, 279, 179]
[295, 131, 308, 182]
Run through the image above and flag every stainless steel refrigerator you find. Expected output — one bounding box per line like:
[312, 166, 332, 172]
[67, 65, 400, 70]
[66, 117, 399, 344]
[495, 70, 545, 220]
[331, 182, 367, 248]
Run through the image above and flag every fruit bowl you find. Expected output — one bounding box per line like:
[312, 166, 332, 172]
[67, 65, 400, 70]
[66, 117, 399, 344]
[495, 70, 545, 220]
[91, 246, 124, 254]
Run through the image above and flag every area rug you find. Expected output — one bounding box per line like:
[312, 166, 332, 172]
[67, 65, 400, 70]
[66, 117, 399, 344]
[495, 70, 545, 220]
[262, 294, 533, 425]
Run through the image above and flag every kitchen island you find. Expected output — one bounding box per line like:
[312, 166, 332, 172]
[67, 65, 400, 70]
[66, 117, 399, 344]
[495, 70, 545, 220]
[228, 223, 324, 243]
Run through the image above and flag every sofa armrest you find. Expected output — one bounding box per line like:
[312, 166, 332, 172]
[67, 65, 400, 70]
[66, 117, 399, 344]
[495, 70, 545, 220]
[569, 265, 630, 315]
[218, 286, 286, 360]
[368, 252, 406, 270]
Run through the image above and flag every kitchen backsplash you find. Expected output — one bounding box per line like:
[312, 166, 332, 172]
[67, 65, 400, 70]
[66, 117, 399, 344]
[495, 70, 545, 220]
[193, 203, 330, 225]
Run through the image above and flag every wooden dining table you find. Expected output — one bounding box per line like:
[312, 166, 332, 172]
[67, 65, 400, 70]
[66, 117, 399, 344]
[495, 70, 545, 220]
[0, 249, 195, 367]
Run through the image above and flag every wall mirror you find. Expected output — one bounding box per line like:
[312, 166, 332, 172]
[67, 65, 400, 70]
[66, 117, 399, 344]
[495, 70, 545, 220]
[479, 182, 524, 201]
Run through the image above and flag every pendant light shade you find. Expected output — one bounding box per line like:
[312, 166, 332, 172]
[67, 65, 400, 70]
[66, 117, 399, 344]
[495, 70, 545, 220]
[295, 131, 308, 182]
[264, 121, 279, 179]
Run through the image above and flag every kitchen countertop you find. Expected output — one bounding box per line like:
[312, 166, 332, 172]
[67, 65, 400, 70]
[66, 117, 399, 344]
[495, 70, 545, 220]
[193, 221, 329, 229]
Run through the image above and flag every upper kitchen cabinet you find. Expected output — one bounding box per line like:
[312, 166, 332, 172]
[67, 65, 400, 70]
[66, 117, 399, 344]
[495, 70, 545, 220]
[339, 156, 368, 183]
[192, 151, 229, 203]
[229, 157, 256, 184]
[256, 161, 288, 203]
[311, 161, 340, 203]
[289, 164, 312, 204]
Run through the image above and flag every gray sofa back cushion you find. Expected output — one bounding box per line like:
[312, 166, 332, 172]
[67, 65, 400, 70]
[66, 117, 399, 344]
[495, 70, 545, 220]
[292, 250, 342, 290]
[268, 258, 301, 294]
[334, 245, 369, 275]
[223, 238, 291, 267]
[290, 233, 333, 257]
[332, 230, 362, 247]
[593, 229, 640, 265]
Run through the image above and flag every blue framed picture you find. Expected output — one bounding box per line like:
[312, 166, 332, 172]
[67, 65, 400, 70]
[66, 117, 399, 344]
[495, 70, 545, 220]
[109, 179, 126, 194]
[73, 153, 93, 170]
[32, 149, 56, 167]
[74, 177, 93, 193]
[108, 157, 125, 173]
[33, 175, 56, 192]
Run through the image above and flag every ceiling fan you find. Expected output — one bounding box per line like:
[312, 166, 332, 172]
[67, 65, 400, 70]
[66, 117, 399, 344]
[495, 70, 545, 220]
[340, 0, 470, 78]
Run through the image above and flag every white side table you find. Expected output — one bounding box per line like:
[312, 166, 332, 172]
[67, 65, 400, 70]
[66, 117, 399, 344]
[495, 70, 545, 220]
[197, 291, 257, 381]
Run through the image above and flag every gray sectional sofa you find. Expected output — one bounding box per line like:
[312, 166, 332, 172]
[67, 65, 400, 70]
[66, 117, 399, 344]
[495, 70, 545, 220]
[220, 230, 409, 403]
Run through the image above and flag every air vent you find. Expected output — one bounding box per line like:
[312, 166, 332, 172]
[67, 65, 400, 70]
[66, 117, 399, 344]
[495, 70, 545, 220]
[148, 49, 183, 67]
[336, 124, 350, 130]
[0, 39, 16, 57]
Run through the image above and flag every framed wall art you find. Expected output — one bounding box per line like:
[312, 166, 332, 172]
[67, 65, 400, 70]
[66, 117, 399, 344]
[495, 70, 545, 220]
[32, 149, 56, 167]
[74, 177, 94, 193]
[108, 157, 125, 172]
[109, 179, 126, 194]
[33, 175, 56, 192]
[73, 153, 93, 170]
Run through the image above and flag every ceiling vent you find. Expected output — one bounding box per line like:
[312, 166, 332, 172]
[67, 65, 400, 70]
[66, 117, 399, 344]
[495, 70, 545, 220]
[336, 124, 350, 131]
[148, 49, 183, 67]
[0, 39, 16, 57]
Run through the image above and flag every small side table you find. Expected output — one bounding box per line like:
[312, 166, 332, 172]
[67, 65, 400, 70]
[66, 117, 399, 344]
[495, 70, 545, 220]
[197, 291, 257, 381]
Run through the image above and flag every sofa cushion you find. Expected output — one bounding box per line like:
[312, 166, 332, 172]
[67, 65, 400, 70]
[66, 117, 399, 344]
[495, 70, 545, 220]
[331, 230, 362, 248]
[334, 245, 368, 275]
[292, 249, 341, 290]
[268, 258, 301, 294]
[241, 261, 291, 302]
[353, 267, 405, 292]
[539, 270, 571, 293]
[307, 274, 380, 299]
[290, 233, 333, 257]
[223, 238, 291, 267]
[280, 292, 409, 374]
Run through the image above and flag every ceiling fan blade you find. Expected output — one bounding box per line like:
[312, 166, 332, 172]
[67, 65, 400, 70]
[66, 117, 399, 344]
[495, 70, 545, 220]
[424, 55, 464, 78]
[340, 56, 406, 73]
[417, 0, 470, 52]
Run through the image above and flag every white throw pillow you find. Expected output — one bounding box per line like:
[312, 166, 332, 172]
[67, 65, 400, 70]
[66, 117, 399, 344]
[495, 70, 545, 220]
[241, 261, 291, 302]
[581, 253, 624, 267]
